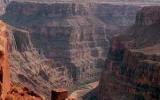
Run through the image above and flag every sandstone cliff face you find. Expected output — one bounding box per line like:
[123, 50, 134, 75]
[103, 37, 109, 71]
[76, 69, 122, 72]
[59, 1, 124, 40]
[98, 6, 160, 100]
[1, 1, 140, 99]
[0, 20, 11, 100]
[0, 20, 43, 100]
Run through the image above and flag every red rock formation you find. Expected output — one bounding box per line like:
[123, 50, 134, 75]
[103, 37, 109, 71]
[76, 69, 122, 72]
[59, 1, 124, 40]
[0, 20, 11, 100]
[0, 20, 44, 100]
[51, 88, 68, 100]
[5, 83, 44, 100]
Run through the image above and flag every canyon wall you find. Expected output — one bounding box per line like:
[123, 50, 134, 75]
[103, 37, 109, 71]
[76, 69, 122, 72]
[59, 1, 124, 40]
[98, 6, 160, 100]
[0, 20, 43, 100]
[9, 26, 73, 99]
[136, 6, 160, 26]
[1, 1, 140, 99]
[132, 6, 160, 48]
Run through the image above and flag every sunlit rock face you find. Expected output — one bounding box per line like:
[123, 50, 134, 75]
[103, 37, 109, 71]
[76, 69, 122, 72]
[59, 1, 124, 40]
[1, 1, 140, 99]
[98, 6, 160, 100]
[0, 20, 44, 100]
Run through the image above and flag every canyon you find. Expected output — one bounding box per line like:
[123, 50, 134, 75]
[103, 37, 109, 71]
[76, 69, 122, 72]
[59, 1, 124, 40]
[0, 1, 141, 99]
[0, 0, 159, 100]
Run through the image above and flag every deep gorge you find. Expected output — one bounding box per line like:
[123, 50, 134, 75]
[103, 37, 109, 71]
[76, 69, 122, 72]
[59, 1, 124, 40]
[0, 1, 159, 100]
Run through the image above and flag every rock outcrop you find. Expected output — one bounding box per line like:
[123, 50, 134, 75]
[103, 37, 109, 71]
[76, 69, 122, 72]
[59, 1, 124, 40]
[0, 20, 43, 100]
[98, 6, 160, 100]
[51, 89, 68, 100]
[136, 6, 160, 26]
[0, 20, 71, 99]
[130, 6, 160, 48]
[0, 20, 11, 100]
[5, 83, 44, 100]
[9, 26, 73, 99]
[98, 47, 160, 100]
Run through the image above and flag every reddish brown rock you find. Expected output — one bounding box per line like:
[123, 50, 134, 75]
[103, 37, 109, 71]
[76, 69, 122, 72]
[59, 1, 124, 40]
[5, 83, 44, 100]
[0, 20, 44, 100]
[51, 88, 68, 100]
[0, 20, 11, 100]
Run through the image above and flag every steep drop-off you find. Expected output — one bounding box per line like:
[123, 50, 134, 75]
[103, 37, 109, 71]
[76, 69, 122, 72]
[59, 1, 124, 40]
[129, 6, 160, 48]
[0, 20, 43, 100]
[98, 6, 160, 100]
[9, 26, 73, 98]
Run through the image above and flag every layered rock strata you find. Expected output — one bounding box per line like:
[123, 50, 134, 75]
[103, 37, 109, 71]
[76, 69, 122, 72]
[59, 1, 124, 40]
[132, 6, 160, 48]
[0, 20, 43, 100]
[98, 6, 160, 100]
[98, 47, 160, 100]
[1, 1, 141, 99]
[9, 25, 73, 98]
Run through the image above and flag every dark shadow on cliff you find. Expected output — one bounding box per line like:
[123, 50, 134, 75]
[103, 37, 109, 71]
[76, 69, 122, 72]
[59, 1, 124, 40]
[83, 88, 98, 100]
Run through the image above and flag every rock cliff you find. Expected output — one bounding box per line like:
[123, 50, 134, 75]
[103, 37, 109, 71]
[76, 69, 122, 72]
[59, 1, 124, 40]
[136, 6, 160, 26]
[130, 6, 160, 48]
[98, 48, 160, 100]
[1, 1, 141, 99]
[9, 26, 73, 99]
[98, 6, 160, 100]
[0, 20, 43, 100]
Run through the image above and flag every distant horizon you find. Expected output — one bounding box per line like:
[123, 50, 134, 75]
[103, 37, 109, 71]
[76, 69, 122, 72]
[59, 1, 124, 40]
[10, 0, 160, 3]
[8, 0, 160, 6]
